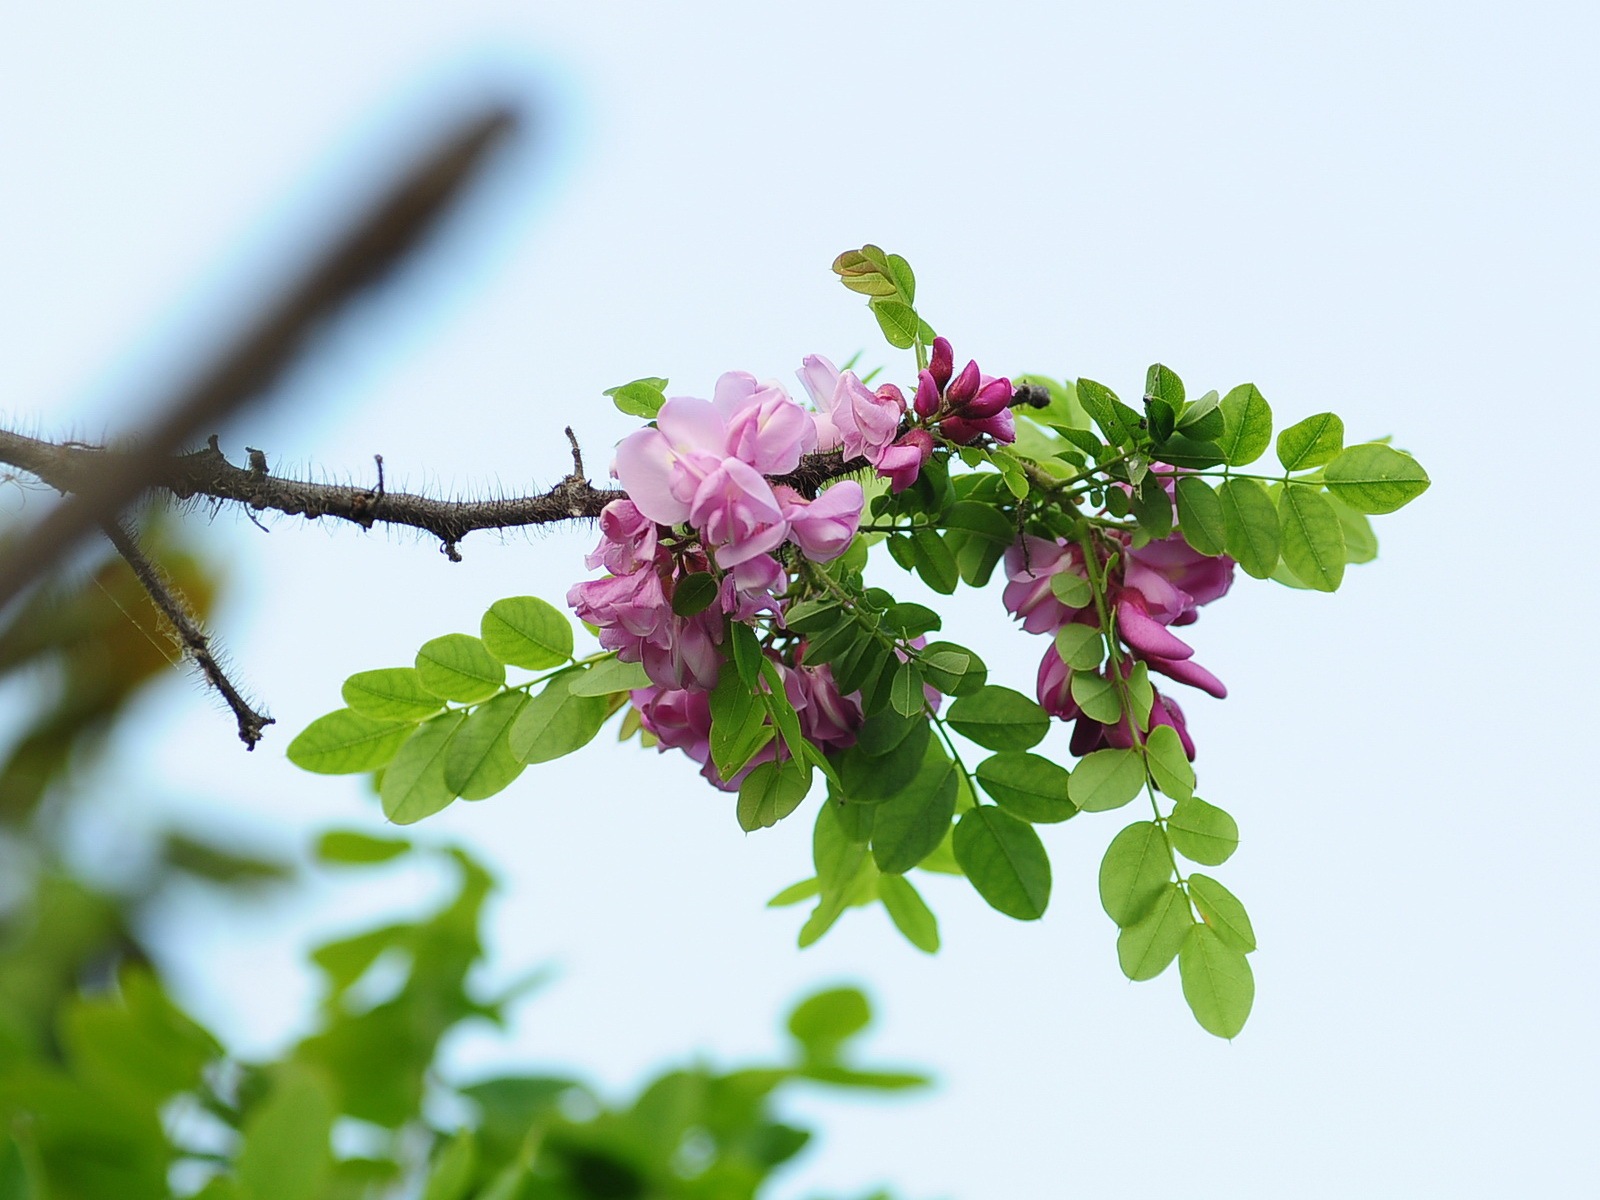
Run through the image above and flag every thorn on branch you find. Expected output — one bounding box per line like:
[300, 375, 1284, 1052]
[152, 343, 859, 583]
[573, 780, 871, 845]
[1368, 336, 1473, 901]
[100, 518, 275, 749]
[374, 454, 385, 500]
[564, 426, 585, 481]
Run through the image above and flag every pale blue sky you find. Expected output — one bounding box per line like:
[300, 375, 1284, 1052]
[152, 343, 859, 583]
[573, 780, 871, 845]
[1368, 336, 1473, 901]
[1, 2, 1596, 1196]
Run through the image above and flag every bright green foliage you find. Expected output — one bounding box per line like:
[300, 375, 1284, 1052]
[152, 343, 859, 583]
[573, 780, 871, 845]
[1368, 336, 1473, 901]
[952, 807, 1051, 919]
[315, 829, 410, 864]
[738, 760, 812, 831]
[1174, 476, 1227, 556]
[604, 375, 668, 418]
[1144, 725, 1195, 800]
[509, 671, 611, 763]
[480, 596, 573, 668]
[287, 710, 413, 774]
[870, 738, 959, 873]
[1323, 443, 1432, 513]
[1187, 873, 1257, 953]
[1219, 477, 1282, 579]
[1166, 797, 1239, 866]
[382, 710, 467, 824]
[1116, 884, 1193, 981]
[1179, 925, 1255, 1038]
[1276, 411, 1344, 470]
[1278, 485, 1347, 592]
[975, 753, 1077, 823]
[1218, 383, 1273, 466]
[415, 634, 505, 702]
[877, 875, 940, 953]
[1098, 821, 1173, 927]
[445, 691, 529, 800]
[1053, 623, 1104, 671]
[946, 686, 1049, 751]
[341, 667, 445, 720]
[1068, 748, 1146, 812]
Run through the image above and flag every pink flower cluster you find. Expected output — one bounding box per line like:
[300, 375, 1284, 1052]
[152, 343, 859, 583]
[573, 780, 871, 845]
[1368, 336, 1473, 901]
[1003, 511, 1235, 760]
[911, 336, 1018, 449]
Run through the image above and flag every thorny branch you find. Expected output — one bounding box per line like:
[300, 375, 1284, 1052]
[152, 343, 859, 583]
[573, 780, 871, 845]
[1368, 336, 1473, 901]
[99, 518, 274, 749]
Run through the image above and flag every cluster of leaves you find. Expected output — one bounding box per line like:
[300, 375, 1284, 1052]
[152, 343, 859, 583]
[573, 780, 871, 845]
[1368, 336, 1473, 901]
[0, 829, 925, 1200]
[289, 245, 1429, 1037]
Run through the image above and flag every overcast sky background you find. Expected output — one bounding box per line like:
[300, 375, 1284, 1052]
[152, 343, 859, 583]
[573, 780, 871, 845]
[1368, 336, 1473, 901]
[2, 2, 1596, 1197]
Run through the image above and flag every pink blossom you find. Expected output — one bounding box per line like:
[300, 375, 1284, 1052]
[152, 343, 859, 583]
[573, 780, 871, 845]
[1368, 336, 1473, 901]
[777, 481, 864, 562]
[941, 406, 1016, 446]
[877, 430, 935, 493]
[1002, 537, 1090, 634]
[797, 354, 904, 464]
[715, 371, 817, 474]
[687, 458, 789, 568]
[613, 396, 728, 525]
[585, 499, 658, 575]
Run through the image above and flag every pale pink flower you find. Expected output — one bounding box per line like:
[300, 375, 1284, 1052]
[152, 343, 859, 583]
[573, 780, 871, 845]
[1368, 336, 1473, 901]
[797, 354, 904, 464]
[776, 481, 864, 561]
[877, 430, 935, 493]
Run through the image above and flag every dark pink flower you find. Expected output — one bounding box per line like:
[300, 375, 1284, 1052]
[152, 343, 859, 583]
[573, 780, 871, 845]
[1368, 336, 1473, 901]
[876, 430, 935, 493]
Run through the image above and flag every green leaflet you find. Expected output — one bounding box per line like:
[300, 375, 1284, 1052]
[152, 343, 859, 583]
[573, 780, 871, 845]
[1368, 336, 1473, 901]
[1116, 883, 1193, 981]
[946, 686, 1049, 751]
[952, 807, 1051, 920]
[420, 1131, 477, 1200]
[1143, 724, 1195, 800]
[568, 657, 653, 696]
[603, 376, 667, 419]
[1067, 748, 1146, 812]
[974, 753, 1077, 824]
[1166, 796, 1239, 865]
[342, 668, 445, 721]
[1179, 925, 1254, 1038]
[1076, 377, 1139, 447]
[1054, 624, 1105, 672]
[416, 634, 505, 703]
[1174, 476, 1227, 557]
[1187, 873, 1257, 952]
[1098, 820, 1171, 927]
[1218, 477, 1281, 579]
[234, 1065, 335, 1200]
[480, 597, 573, 669]
[508, 671, 610, 764]
[444, 691, 529, 800]
[1049, 570, 1092, 608]
[836, 718, 931, 801]
[877, 874, 940, 953]
[382, 711, 467, 825]
[909, 527, 960, 594]
[1277, 485, 1346, 592]
[787, 986, 871, 1063]
[1323, 443, 1431, 514]
[871, 299, 919, 349]
[1069, 671, 1121, 724]
[1218, 383, 1272, 466]
[917, 640, 987, 696]
[1328, 492, 1379, 563]
[315, 830, 410, 865]
[670, 572, 719, 617]
[287, 709, 414, 775]
[737, 761, 812, 832]
[710, 668, 771, 778]
[889, 660, 925, 718]
[1275, 411, 1344, 471]
[870, 737, 959, 874]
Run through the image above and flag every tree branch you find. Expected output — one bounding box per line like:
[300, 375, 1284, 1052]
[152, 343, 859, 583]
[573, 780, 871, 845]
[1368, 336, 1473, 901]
[100, 518, 274, 749]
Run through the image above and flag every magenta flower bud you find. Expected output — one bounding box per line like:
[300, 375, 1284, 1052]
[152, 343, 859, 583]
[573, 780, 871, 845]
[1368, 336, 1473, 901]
[876, 429, 935, 493]
[875, 382, 907, 412]
[947, 359, 982, 405]
[929, 337, 954, 390]
[914, 370, 940, 418]
[962, 376, 1014, 419]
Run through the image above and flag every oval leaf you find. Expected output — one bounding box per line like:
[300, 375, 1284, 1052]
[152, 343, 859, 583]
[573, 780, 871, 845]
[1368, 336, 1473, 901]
[416, 634, 505, 703]
[1323, 443, 1430, 514]
[1275, 411, 1344, 471]
[1068, 748, 1146, 813]
[481, 597, 573, 670]
[947, 686, 1049, 751]
[287, 710, 414, 775]
[508, 672, 611, 764]
[1116, 883, 1193, 981]
[1143, 724, 1195, 800]
[568, 657, 654, 696]
[342, 668, 446, 721]
[1278, 485, 1346, 592]
[1218, 383, 1272, 466]
[1098, 820, 1172, 927]
[877, 874, 940, 953]
[1166, 796, 1239, 865]
[1218, 477, 1281, 579]
[382, 712, 467, 825]
[444, 691, 529, 800]
[975, 753, 1077, 824]
[871, 739, 959, 874]
[1187, 873, 1257, 952]
[953, 807, 1051, 920]
[1179, 924, 1254, 1038]
[738, 761, 812, 832]
[1174, 476, 1227, 557]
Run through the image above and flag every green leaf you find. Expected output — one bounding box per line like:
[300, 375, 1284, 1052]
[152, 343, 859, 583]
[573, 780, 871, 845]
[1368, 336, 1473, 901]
[1126, 661, 1154, 732]
[1275, 411, 1344, 471]
[947, 686, 1049, 751]
[603, 377, 668, 419]
[1153, 434, 1227, 469]
[758, 657, 806, 765]
[710, 668, 772, 778]
[1179, 925, 1254, 1038]
[1068, 748, 1147, 812]
[1278, 485, 1347, 591]
[909, 527, 960, 594]
[1075, 377, 1138, 446]
[342, 668, 446, 721]
[767, 878, 820, 908]
[315, 830, 410, 864]
[787, 987, 871, 1062]
[974, 753, 1076, 823]
[917, 641, 987, 695]
[444, 691, 528, 800]
[287, 709, 414, 775]
[729, 620, 764, 685]
[1167, 796, 1239, 865]
[421, 1131, 477, 1200]
[885, 253, 916, 301]
[1053, 624, 1104, 672]
[1143, 724, 1194, 800]
[416, 634, 505, 703]
[1131, 474, 1174, 537]
[1116, 883, 1193, 981]
[889, 660, 925, 718]
[1188, 873, 1257, 952]
[878, 874, 940, 953]
[1098, 820, 1172, 927]
[1174, 476, 1227, 557]
[885, 601, 942, 637]
[1218, 383, 1273, 466]
[1070, 671, 1121, 724]
[871, 737, 959, 873]
[785, 598, 844, 633]
[738, 760, 813, 832]
[235, 1066, 335, 1200]
[837, 718, 931, 801]
[941, 502, 1015, 545]
[871, 299, 919, 349]
[1177, 388, 1221, 430]
[1328, 492, 1378, 563]
[508, 671, 611, 764]
[1144, 363, 1185, 410]
[568, 657, 653, 696]
[1218, 477, 1281, 579]
[953, 807, 1051, 920]
[1323, 443, 1431, 513]
[1049, 570, 1092, 609]
[481, 597, 573, 670]
[670, 571, 719, 617]
[382, 712, 467, 824]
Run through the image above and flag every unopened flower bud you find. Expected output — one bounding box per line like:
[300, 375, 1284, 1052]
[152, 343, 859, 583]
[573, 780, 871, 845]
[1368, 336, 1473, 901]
[929, 337, 954, 390]
[947, 359, 981, 405]
[962, 377, 1014, 419]
[913, 370, 941, 418]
